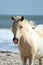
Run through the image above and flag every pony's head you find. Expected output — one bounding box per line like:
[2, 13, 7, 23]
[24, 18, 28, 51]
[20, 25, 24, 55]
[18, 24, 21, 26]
[11, 16, 35, 44]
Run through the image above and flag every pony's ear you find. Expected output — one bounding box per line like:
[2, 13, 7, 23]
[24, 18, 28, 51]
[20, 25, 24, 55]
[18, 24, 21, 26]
[20, 16, 24, 21]
[11, 16, 15, 21]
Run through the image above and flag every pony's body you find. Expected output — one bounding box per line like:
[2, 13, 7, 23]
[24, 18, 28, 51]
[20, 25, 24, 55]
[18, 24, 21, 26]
[35, 25, 43, 58]
[11, 16, 43, 65]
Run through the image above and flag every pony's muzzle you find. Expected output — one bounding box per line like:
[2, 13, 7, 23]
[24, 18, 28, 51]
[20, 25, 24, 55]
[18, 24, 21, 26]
[13, 37, 18, 44]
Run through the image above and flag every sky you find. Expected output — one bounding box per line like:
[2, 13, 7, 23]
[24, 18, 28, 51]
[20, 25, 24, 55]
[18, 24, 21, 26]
[0, 0, 43, 15]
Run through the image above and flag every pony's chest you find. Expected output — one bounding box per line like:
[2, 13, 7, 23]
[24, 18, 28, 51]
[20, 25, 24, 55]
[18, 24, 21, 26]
[19, 42, 31, 57]
[20, 42, 31, 52]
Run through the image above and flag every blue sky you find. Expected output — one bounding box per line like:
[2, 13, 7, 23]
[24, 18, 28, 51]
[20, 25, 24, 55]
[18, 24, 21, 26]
[0, 0, 43, 15]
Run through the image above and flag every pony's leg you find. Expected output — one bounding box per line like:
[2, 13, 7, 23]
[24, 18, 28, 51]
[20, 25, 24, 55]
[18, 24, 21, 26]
[39, 58, 42, 65]
[21, 58, 26, 65]
[29, 55, 34, 65]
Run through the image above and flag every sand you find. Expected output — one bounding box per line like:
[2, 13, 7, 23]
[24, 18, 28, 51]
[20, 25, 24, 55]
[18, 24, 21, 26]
[0, 51, 22, 65]
[0, 51, 43, 65]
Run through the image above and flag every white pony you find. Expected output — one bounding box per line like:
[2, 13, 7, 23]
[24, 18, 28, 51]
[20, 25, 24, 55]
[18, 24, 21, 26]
[11, 16, 43, 65]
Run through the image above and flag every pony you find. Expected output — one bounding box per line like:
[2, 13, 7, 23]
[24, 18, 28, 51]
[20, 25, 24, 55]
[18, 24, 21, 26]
[11, 16, 43, 65]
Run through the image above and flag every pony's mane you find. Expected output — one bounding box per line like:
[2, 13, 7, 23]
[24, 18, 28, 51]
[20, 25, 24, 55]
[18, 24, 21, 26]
[23, 19, 35, 28]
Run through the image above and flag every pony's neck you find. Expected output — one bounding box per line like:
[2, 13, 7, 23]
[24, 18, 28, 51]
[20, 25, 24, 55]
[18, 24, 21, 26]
[28, 26, 39, 41]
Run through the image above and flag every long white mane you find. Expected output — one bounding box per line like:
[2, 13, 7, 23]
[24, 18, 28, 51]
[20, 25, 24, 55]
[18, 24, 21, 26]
[26, 21, 43, 56]
[23, 19, 35, 29]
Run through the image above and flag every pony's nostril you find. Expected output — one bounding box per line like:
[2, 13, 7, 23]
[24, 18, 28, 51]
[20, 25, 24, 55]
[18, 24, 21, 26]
[13, 37, 18, 44]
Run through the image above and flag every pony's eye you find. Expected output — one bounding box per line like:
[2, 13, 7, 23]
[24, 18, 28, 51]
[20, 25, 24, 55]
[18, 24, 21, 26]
[19, 26, 23, 29]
